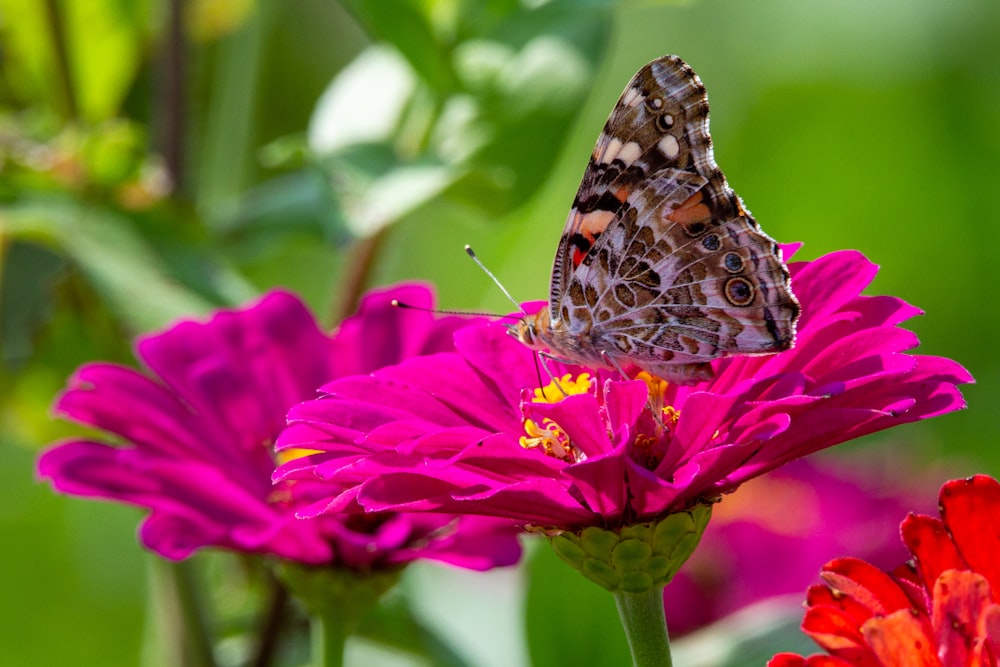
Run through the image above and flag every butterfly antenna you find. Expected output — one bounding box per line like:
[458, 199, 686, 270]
[390, 300, 519, 321]
[465, 245, 522, 312]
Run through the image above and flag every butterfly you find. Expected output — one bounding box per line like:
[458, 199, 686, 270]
[510, 55, 800, 385]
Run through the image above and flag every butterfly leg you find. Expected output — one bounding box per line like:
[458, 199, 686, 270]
[535, 351, 575, 398]
[599, 350, 632, 381]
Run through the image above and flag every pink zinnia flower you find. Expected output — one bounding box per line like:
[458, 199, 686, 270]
[279, 249, 970, 540]
[769, 475, 1000, 667]
[38, 285, 521, 570]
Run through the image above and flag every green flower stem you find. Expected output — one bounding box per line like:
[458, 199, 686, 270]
[278, 564, 402, 667]
[311, 606, 348, 667]
[144, 559, 217, 667]
[614, 587, 672, 667]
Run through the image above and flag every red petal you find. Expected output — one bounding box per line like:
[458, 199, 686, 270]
[902, 513, 966, 596]
[768, 655, 855, 667]
[931, 569, 994, 667]
[863, 608, 940, 667]
[822, 558, 915, 615]
[891, 561, 934, 613]
[803, 605, 882, 666]
[981, 604, 1000, 666]
[809, 583, 882, 626]
[940, 477, 1000, 602]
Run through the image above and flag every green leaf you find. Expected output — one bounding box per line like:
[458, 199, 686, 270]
[308, 45, 419, 154]
[0, 0, 153, 121]
[0, 242, 65, 365]
[1, 199, 212, 331]
[196, 2, 272, 226]
[339, 0, 457, 93]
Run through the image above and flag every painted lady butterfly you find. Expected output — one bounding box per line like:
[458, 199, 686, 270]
[511, 55, 800, 384]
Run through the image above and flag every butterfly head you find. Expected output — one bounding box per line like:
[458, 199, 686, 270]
[508, 309, 551, 352]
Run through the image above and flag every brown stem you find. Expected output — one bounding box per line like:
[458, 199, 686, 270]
[250, 574, 290, 667]
[157, 0, 186, 194]
[334, 227, 388, 323]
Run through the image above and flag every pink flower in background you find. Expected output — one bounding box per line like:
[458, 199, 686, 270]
[769, 475, 1000, 667]
[278, 249, 971, 532]
[664, 457, 928, 637]
[38, 285, 521, 570]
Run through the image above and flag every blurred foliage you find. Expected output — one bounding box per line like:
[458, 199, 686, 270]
[1, 0, 998, 665]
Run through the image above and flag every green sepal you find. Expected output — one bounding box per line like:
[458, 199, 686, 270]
[548, 505, 712, 593]
[276, 562, 402, 631]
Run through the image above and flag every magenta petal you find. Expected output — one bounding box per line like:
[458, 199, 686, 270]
[55, 364, 220, 462]
[278, 249, 971, 533]
[790, 250, 878, 331]
[369, 354, 522, 432]
[627, 457, 701, 516]
[605, 379, 651, 431]
[562, 454, 629, 520]
[453, 323, 543, 399]
[40, 440, 166, 499]
[394, 515, 522, 571]
[448, 479, 597, 525]
[321, 375, 480, 429]
[39, 285, 522, 570]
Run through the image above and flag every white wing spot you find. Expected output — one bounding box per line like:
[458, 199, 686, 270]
[599, 136, 623, 164]
[622, 86, 642, 107]
[657, 135, 680, 159]
[617, 141, 642, 166]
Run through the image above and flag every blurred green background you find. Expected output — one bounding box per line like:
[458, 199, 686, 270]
[2, 0, 997, 665]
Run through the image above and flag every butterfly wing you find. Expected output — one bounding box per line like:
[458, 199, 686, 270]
[550, 55, 799, 382]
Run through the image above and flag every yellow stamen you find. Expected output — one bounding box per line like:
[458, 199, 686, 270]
[636, 371, 668, 408]
[520, 418, 574, 461]
[635, 371, 680, 428]
[531, 373, 593, 403]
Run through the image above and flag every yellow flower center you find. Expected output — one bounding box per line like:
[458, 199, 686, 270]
[520, 373, 593, 462]
[530, 373, 593, 403]
[520, 418, 574, 460]
[635, 371, 680, 430]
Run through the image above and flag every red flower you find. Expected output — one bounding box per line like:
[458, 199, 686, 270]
[770, 475, 1000, 667]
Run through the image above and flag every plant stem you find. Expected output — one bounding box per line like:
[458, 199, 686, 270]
[277, 564, 401, 667]
[334, 226, 386, 322]
[144, 559, 217, 667]
[311, 607, 348, 667]
[42, 0, 78, 119]
[614, 588, 672, 667]
[157, 0, 186, 195]
[250, 574, 289, 667]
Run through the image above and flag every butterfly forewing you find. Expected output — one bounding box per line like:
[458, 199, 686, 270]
[520, 55, 799, 385]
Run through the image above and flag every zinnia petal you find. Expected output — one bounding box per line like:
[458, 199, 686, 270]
[39, 286, 521, 570]
[282, 251, 969, 541]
